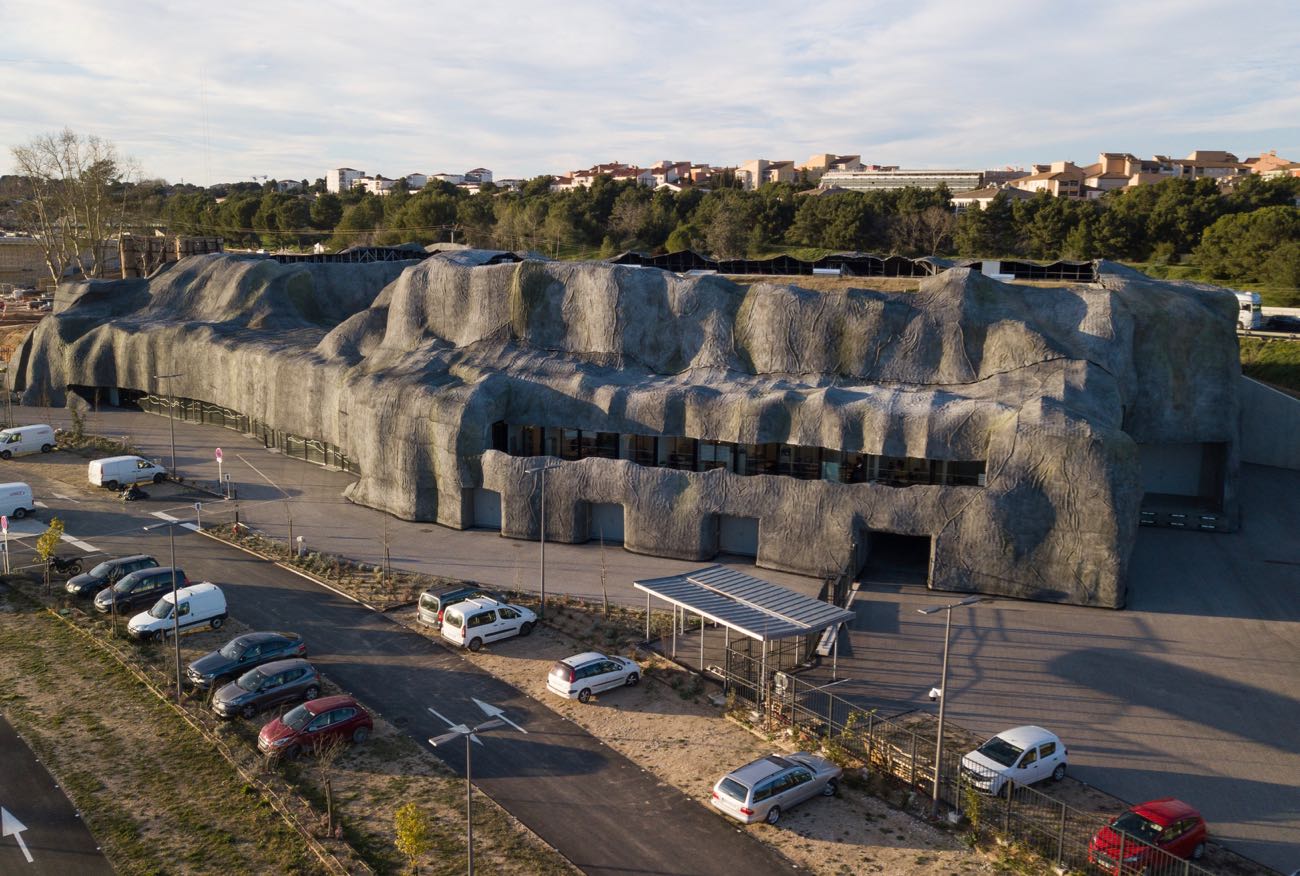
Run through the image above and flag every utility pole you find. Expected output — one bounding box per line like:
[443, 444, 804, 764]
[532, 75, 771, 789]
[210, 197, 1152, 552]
[917, 595, 986, 818]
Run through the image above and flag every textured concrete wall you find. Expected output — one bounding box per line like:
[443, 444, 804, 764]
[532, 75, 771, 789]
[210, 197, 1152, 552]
[12, 252, 1243, 608]
[1239, 376, 1300, 470]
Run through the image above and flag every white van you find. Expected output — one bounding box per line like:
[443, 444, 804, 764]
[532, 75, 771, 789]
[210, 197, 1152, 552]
[440, 597, 536, 651]
[127, 582, 227, 641]
[88, 455, 168, 490]
[0, 425, 56, 459]
[0, 482, 35, 518]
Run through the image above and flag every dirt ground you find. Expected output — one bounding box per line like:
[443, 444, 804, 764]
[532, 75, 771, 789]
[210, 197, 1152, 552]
[390, 604, 1005, 876]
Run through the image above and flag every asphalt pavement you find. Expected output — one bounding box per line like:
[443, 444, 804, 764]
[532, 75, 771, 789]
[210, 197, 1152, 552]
[1, 452, 797, 876]
[0, 714, 113, 875]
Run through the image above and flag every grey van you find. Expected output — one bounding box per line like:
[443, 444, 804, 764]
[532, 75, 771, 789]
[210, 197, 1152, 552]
[417, 584, 504, 629]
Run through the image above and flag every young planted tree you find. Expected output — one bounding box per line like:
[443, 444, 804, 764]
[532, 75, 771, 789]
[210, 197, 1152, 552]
[311, 733, 348, 837]
[393, 802, 434, 875]
[35, 516, 65, 594]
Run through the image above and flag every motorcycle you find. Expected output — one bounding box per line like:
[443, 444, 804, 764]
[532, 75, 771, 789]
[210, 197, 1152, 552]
[119, 485, 149, 502]
[48, 555, 83, 576]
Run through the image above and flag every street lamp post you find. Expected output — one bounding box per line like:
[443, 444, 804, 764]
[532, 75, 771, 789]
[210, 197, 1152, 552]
[917, 594, 985, 819]
[153, 372, 184, 478]
[144, 518, 190, 704]
[428, 699, 527, 876]
[526, 461, 561, 620]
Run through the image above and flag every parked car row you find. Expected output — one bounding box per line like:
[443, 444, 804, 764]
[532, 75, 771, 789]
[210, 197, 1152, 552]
[0, 423, 167, 490]
[61, 550, 227, 640]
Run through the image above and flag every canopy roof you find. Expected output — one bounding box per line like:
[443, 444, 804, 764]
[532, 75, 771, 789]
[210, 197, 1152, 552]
[634, 565, 853, 642]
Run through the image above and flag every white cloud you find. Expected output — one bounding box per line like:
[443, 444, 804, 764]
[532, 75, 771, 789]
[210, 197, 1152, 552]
[2, 0, 1298, 184]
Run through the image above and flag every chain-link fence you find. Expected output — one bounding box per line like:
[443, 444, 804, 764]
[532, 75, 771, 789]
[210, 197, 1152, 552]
[719, 644, 1217, 876]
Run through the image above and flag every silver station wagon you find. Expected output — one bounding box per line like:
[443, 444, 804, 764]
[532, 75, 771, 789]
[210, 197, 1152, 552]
[711, 752, 842, 825]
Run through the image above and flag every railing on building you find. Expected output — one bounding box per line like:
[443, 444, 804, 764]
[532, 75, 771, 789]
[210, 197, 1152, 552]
[139, 394, 359, 475]
[718, 646, 1216, 876]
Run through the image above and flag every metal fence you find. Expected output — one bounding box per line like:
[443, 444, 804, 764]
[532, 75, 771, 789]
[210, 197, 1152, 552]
[140, 394, 359, 474]
[720, 645, 1216, 876]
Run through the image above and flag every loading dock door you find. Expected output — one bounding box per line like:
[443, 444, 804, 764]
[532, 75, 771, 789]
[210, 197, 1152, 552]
[718, 515, 759, 556]
[590, 502, 625, 543]
[472, 488, 502, 531]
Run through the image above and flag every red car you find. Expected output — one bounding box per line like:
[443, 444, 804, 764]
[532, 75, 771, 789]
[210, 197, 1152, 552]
[1089, 798, 1207, 874]
[257, 694, 373, 759]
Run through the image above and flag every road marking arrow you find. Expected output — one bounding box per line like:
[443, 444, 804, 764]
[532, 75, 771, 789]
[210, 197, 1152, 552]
[474, 698, 528, 734]
[1, 807, 33, 863]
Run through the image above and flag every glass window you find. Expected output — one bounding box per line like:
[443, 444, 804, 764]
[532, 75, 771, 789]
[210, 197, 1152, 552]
[1020, 747, 1038, 767]
[698, 441, 734, 472]
[1040, 742, 1056, 758]
[592, 432, 619, 459]
[788, 445, 820, 480]
[627, 434, 656, 467]
[820, 449, 842, 482]
[560, 429, 582, 461]
[738, 443, 778, 476]
[663, 437, 697, 471]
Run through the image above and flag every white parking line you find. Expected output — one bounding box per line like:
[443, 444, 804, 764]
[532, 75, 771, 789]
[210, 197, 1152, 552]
[51, 493, 79, 503]
[33, 500, 48, 508]
[59, 533, 99, 553]
[150, 511, 199, 532]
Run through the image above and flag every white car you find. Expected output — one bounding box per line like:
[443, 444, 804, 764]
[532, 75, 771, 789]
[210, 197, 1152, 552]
[960, 725, 1067, 795]
[440, 597, 536, 651]
[547, 651, 640, 702]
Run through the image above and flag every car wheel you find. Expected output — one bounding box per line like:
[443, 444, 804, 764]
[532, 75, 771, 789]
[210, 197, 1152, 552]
[0, 450, 10, 460]
[69, 560, 82, 574]
[352, 726, 370, 744]
[765, 805, 782, 825]
[519, 621, 534, 637]
[240, 703, 257, 720]
[105, 480, 119, 491]
[304, 685, 320, 701]
[283, 744, 302, 761]
[210, 616, 224, 630]
[822, 779, 839, 797]
[625, 672, 640, 687]
[153, 473, 166, 484]
[1052, 763, 1066, 782]
[468, 637, 483, 652]
[578, 688, 592, 704]
[41, 444, 53, 453]
[11, 508, 24, 519]
[1191, 842, 1205, 860]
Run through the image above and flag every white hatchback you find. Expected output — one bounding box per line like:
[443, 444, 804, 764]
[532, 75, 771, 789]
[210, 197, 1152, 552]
[547, 651, 640, 703]
[440, 597, 536, 652]
[960, 725, 1067, 795]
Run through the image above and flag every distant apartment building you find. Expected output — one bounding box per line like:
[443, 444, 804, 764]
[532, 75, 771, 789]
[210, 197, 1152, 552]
[0, 235, 47, 288]
[274, 179, 304, 193]
[325, 168, 365, 194]
[404, 173, 429, 189]
[797, 154, 863, 183]
[737, 159, 797, 190]
[950, 186, 1036, 212]
[1007, 161, 1088, 198]
[1246, 149, 1299, 176]
[464, 168, 493, 184]
[1157, 150, 1245, 179]
[819, 166, 984, 192]
[1004, 150, 1247, 200]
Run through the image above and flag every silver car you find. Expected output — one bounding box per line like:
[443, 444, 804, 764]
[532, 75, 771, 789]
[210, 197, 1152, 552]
[711, 752, 842, 825]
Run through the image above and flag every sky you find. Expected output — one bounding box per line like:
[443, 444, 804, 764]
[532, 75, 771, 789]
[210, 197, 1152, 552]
[2, 0, 1299, 187]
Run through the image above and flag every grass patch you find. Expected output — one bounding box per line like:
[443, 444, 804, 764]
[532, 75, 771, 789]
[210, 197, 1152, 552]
[1240, 336, 1300, 394]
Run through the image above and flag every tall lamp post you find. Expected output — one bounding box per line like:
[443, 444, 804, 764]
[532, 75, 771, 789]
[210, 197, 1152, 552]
[143, 518, 191, 704]
[526, 460, 561, 620]
[428, 699, 527, 876]
[153, 372, 183, 478]
[917, 594, 985, 819]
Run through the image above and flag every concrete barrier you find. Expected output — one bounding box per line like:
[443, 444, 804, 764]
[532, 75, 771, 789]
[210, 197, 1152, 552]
[1240, 376, 1300, 470]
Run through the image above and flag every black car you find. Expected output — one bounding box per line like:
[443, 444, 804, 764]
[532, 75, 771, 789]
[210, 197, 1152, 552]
[93, 567, 187, 614]
[186, 631, 307, 690]
[65, 554, 159, 597]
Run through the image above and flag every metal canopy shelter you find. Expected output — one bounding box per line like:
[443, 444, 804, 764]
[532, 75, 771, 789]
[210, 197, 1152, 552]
[634, 565, 854, 701]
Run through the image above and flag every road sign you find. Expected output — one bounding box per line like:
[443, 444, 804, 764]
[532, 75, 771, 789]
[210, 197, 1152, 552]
[1, 516, 7, 533]
[1, 807, 32, 863]
[214, 447, 223, 461]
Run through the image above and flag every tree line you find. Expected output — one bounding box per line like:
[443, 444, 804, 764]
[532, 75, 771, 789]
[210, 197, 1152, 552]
[8, 130, 1300, 300]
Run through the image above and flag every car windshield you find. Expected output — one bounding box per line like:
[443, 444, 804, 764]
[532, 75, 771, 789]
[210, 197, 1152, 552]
[977, 736, 1024, 767]
[112, 577, 136, 593]
[147, 600, 172, 619]
[235, 669, 264, 692]
[717, 777, 749, 802]
[1113, 812, 1163, 843]
[89, 561, 114, 577]
[281, 704, 312, 730]
[218, 640, 247, 660]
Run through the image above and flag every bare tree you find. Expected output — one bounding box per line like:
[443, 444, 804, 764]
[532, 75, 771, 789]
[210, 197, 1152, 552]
[311, 733, 348, 836]
[10, 129, 136, 284]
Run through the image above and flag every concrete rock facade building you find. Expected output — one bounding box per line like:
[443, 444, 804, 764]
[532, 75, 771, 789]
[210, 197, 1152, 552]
[13, 252, 1242, 608]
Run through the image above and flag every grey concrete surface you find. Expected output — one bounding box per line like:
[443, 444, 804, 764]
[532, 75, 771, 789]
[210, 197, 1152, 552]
[1239, 376, 1300, 470]
[1, 453, 797, 876]
[817, 463, 1300, 872]
[0, 714, 113, 875]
